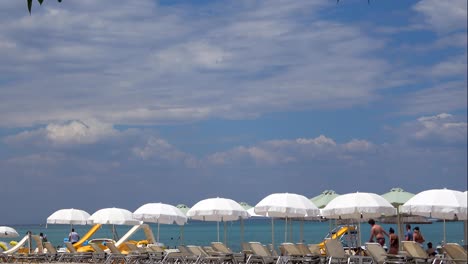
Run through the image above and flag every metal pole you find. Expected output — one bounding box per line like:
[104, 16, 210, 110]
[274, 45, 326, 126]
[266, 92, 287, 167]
[224, 221, 227, 246]
[217, 221, 220, 242]
[271, 218, 275, 250]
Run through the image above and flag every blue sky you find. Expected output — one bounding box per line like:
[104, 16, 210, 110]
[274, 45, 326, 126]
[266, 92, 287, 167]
[0, 0, 466, 225]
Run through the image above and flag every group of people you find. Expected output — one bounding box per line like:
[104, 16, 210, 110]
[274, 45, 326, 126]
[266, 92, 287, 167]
[368, 219, 436, 256]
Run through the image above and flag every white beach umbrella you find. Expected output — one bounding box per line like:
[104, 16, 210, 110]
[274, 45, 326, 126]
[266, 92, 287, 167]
[187, 197, 249, 243]
[401, 189, 467, 220]
[321, 192, 396, 247]
[134, 203, 187, 242]
[401, 188, 467, 243]
[0, 226, 19, 238]
[321, 192, 396, 219]
[46, 208, 91, 226]
[254, 193, 320, 246]
[88, 207, 140, 225]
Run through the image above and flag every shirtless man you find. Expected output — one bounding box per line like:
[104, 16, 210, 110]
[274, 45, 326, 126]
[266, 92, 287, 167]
[368, 218, 389, 247]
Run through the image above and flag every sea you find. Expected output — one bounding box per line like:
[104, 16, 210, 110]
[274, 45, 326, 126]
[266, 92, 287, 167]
[2, 219, 466, 253]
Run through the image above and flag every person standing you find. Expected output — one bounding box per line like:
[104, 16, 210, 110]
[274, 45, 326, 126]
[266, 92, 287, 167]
[68, 228, 80, 244]
[405, 224, 413, 241]
[368, 219, 389, 247]
[413, 227, 425, 246]
[388, 228, 399, 254]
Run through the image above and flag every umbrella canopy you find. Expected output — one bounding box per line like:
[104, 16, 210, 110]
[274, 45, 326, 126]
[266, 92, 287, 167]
[321, 192, 396, 219]
[134, 203, 187, 225]
[401, 188, 467, 220]
[187, 197, 249, 221]
[176, 204, 190, 215]
[310, 190, 340, 209]
[46, 208, 91, 225]
[88, 207, 140, 225]
[239, 202, 253, 210]
[0, 226, 19, 238]
[247, 207, 263, 217]
[381, 188, 414, 207]
[254, 193, 320, 218]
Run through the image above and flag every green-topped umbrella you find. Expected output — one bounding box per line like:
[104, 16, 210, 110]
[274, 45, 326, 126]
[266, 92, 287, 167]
[382, 188, 414, 250]
[176, 204, 191, 243]
[239, 202, 253, 243]
[310, 190, 340, 209]
[239, 202, 253, 210]
[176, 204, 190, 215]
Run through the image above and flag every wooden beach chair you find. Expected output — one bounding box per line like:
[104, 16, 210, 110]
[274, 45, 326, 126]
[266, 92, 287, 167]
[246, 242, 278, 264]
[64, 241, 94, 262]
[105, 241, 128, 264]
[187, 245, 235, 264]
[211, 242, 244, 263]
[364, 242, 409, 264]
[324, 239, 372, 264]
[442, 243, 467, 264]
[401, 241, 439, 264]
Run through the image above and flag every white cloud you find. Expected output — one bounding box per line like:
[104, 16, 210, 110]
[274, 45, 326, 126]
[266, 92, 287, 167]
[207, 135, 375, 166]
[413, 114, 467, 143]
[132, 137, 198, 167]
[396, 81, 467, 115]
[413, 0, 467, 33]
[4, 119, 118, 146]
[0, 0, 391, 127]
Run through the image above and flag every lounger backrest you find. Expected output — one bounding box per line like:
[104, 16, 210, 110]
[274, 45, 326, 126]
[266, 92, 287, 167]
[31, 235, 44, 253]
[125, 243, 141, 252]
[443, 243, 467, 263]
[296, 243, 312, 255]
[249, 242, 271, 257]
[44, 242, 57, 254]
[187, 245, 208, 257]
[65, 242, 77, 253]
[211, 242, 232, 253]
[90, 243, 106, 253]
[324, 239, 347, 258]
[308, 244, 321, 255]
[241, 242, 252, 253]
[402, 241, 427, 258]
[149, 245, 165, 253]
[178, 245, 191, 254]
[365, 243, 386, 264]
[106, 242, 122, 254]
[281, 243, 302, 256]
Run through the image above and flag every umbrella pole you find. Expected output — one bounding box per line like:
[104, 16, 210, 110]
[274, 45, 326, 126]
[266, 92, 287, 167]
[224, 221, 227, 246]
[464, 220, 467, 246]
[157, 222, 160, 243]
[217, 221, 220, 242]
[271, 218, 275, 250]
[396, 206, 402, 250]
[180, 225, 184, 245]
[443, 219, 446, 243]
[240, 218, 244, 244]
[284, 217, 287, 242]
[300, 219, 304, 243]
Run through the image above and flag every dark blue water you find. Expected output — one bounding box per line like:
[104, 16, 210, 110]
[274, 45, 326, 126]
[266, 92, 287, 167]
[3, 219, 465, 252]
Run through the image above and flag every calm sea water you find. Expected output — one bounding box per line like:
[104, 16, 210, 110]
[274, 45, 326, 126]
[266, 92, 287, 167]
[3, 219, 466, 252]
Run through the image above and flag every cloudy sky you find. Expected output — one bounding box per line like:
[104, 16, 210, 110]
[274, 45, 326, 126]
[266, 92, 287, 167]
[0, 0, 466, 225]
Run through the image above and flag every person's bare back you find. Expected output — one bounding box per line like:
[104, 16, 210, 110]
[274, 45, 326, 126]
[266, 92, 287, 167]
[368, 219, 388, 247]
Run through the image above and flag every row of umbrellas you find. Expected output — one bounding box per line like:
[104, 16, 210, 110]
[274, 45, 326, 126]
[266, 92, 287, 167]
[3, 189, 466, 246]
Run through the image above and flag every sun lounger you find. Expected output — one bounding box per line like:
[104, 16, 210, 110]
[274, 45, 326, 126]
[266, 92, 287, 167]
[442, 243, 467, 264]
[246, 242, 279, 264]
[90, 243, 108, 263]
[125, 242, 150, 264]
[64, 241, 94, 262]
[324, 239, 372, 264]
[211, 242, 245, 263]
[105, 241, 128, 264]
[364, 242, 410, 264]
[402, 241, 440, 264]
[187, 245, 236, 264]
